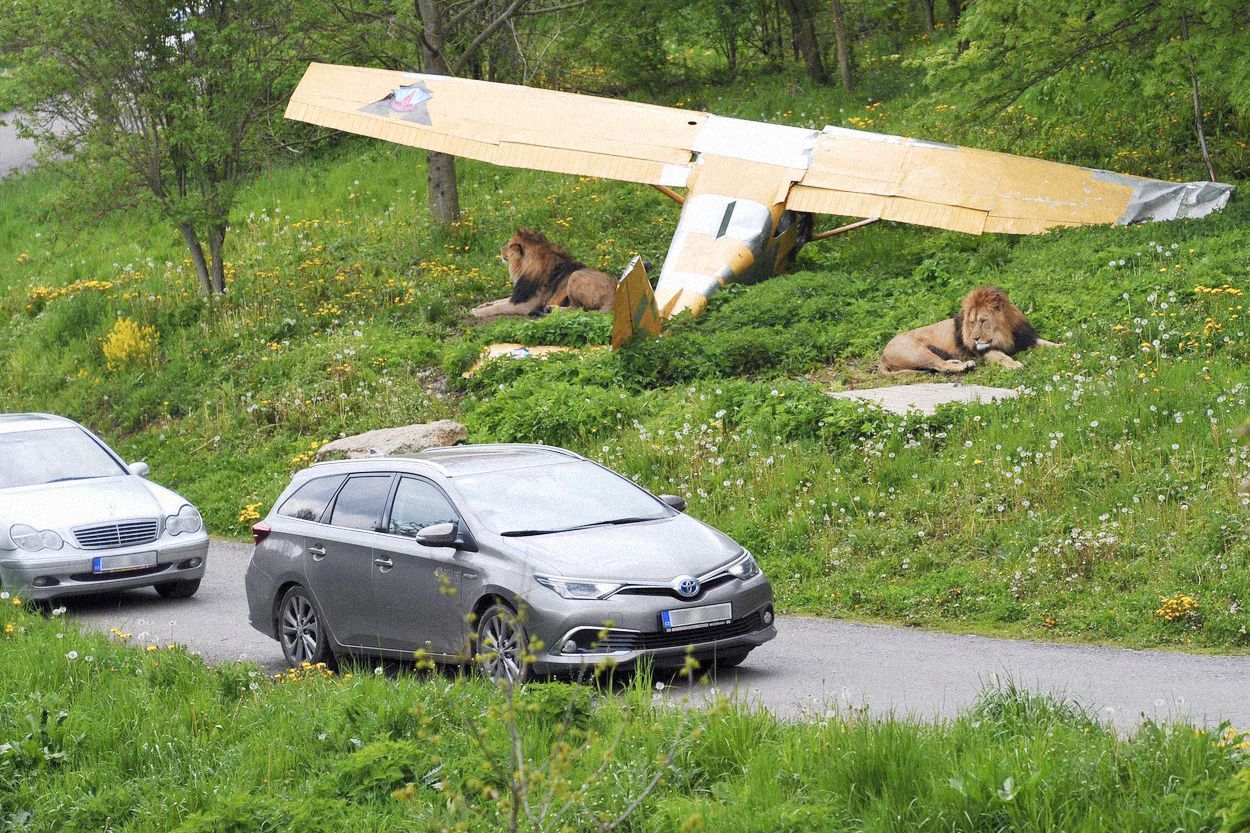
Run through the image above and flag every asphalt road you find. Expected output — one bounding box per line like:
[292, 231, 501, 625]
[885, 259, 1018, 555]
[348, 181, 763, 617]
[1, 111, 40, 177]
[64, 540, 1250, 731]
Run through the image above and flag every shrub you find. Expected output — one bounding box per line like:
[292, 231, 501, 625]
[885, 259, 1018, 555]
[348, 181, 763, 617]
[1221, 767, 1250, 833]
[467, 379, 644, 446]
[316, 738, 428, 802]
[478, 308, 612, 348]
[101, 316, 159, 371]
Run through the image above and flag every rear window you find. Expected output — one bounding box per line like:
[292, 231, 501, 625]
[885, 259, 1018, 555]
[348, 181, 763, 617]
[328, 475, 393, 531]
[277, 475, 346, 522]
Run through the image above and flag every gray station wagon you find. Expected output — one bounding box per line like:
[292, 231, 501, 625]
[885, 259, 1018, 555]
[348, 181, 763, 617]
[244, 444, 775, 680]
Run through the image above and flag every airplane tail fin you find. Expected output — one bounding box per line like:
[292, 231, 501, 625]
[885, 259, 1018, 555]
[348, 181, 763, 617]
[611, 256, 662, 349]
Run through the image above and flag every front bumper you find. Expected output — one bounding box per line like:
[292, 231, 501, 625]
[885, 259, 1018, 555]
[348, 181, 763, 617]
[522, 572, 776, 675]
[0, 534, 209, 600]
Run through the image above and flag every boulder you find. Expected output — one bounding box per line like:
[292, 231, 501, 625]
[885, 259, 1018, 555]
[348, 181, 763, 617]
[315, 420, 468, 461]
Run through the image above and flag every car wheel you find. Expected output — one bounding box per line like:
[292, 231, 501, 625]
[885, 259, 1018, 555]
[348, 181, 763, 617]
[476, 604, 529, 684]
[154, 578, 201, 599]
[277, 586, 336, 669]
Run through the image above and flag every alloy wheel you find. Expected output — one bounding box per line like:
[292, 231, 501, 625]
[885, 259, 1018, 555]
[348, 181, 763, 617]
[280, 592, 320, 665]
[479, 609, 526, 683]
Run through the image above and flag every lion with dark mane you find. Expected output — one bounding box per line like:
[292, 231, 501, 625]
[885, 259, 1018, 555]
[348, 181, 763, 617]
[879, 286, 1061, 374]
[470, 229, 616, 322]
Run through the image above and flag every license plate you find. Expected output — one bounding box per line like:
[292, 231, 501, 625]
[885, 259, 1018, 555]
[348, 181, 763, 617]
[660, 603, 732, 633]
[92, 551, 157, 574]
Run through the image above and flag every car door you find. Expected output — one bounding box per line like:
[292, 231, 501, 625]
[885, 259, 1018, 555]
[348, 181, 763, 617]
[371, 475, 468, 657]
[305, 473, 395, 649]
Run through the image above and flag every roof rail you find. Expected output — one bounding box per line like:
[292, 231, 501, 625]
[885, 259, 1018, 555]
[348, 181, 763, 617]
[423, 442, 584, 460]
[306, 455, 453, 476]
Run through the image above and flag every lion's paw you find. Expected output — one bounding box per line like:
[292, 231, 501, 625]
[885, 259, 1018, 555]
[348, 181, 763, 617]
[940, 359, 974, 373]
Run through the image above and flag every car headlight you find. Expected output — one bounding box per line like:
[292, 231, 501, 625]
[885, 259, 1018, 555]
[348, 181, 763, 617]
[165, 505, 203, 536]
[727, 550, 761, 580]
[9, 524, 64, 553]
[535, 575, 624, 600]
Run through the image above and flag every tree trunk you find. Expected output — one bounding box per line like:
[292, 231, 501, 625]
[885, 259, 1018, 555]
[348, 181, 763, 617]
[416, 0, 461, 225]
[208, 224, 228, 295]
[425, 150, 461, 225]
[831, 0, 852, 92]
[946, 0, 961, 25]
[178, 223, 214, 296]
[919, 0, 935, 31]
[1179, 15, 1217, 181]
[780, 0, 829, 84]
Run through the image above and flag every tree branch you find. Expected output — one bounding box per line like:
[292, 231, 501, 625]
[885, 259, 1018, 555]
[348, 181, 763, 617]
[450, 0, 529, 74]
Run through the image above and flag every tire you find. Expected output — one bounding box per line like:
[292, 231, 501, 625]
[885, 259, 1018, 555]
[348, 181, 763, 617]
[154, 578, 201, 599]
[475, 603, 529, 684]
[276, 585, 336, 669]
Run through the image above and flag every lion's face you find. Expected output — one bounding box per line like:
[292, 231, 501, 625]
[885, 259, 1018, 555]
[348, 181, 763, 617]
[960, 287, 1024, 354]
[500, 239, 525, 284]
[499, 229, 567, 288]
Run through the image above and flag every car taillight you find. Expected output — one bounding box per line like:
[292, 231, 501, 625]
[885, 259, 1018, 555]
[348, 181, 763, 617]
[252, 522, 272, 545]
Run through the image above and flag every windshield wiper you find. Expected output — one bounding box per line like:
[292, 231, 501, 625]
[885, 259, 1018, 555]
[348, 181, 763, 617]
[44, 476, 92, 484]
[501, 516, 664, 537]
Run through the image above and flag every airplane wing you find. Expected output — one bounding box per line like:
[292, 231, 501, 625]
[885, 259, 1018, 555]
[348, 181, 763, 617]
[285, 62, 703, 187]
[789, 126, 1234, 235]
[286, 62, 1232, 235]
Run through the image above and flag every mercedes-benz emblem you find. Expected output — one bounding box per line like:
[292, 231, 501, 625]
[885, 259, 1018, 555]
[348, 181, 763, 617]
[674, 576, 701, 598]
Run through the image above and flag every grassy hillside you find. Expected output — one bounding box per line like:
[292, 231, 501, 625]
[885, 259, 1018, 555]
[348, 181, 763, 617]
[1, 72, 1249, 650]
[2, 602, 1248, 832]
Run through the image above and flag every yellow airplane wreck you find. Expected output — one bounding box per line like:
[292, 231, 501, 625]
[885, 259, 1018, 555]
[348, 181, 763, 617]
[285, 62, 1234, 346]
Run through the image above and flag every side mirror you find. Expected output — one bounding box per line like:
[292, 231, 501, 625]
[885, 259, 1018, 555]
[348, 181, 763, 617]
[660, 494, 686, 512]
[416, 521, 460, 548]
[129, 461, 151, 479]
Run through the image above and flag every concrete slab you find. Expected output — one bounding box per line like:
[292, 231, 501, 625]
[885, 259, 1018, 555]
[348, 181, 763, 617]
[829, 382, 1018, 416]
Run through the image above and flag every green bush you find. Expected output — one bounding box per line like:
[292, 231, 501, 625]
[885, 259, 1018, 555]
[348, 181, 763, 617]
[467, 378, 645, 446]
[1221, 767, 1250, 833]
[316, 739, 428, 802]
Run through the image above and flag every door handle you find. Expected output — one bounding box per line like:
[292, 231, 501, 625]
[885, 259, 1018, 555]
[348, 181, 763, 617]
[374, 556, 394, 570]
[308, 544, 327, 560]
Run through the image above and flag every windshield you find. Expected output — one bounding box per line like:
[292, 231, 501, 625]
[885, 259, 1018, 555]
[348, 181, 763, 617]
[454, 461, 670, 535]
[0, 427, 127, 489]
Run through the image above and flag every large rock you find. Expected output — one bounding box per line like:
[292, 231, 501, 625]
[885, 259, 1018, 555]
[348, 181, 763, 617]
[315, 420, 468, 461]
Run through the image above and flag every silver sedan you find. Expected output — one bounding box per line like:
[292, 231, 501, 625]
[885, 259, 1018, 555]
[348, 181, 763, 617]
[0, 413, 208, 600]
[245, 444, 776, 680]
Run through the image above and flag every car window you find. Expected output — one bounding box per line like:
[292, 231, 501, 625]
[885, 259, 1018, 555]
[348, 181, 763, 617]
[387, 477, 460, 538]
[0, 426, 127, 489]
[328, 475, 393, 531]
[453, 460, 669, 534]
[277, 475, 346, 522]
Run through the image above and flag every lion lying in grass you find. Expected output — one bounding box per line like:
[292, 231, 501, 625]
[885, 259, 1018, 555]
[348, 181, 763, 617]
[470, 229, 616, 322]
[879, 286, 1061, 374]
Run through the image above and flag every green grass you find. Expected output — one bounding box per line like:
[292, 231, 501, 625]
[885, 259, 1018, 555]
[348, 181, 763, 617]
[1, 67, 1249, 651]
[1, 603, 1248, 832]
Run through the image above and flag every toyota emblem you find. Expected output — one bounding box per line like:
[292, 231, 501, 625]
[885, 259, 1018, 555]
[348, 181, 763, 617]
[675, 576, 701, 598]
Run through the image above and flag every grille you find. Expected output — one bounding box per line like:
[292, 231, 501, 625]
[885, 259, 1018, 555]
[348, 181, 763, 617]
[570, 611, 766, 654]
[73, 519, 160, 550]
[615, 574, 735, 601]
